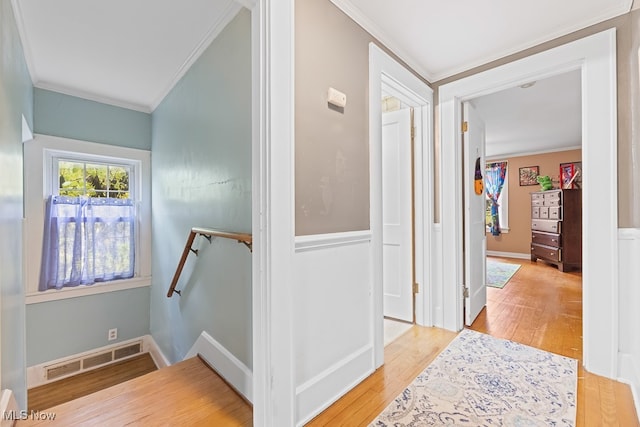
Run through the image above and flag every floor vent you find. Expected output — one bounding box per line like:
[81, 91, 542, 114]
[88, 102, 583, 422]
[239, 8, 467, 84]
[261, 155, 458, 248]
[44, 340, 143, 382]
[46, 360, 81, 380]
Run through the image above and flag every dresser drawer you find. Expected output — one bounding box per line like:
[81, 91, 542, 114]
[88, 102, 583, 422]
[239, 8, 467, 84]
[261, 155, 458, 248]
[539, 207, 549, 219]
[531, 231, 561, 248]
[531, 219, 561, 233]
[544, 198, 561, 207]
[544, 191, 561, 203]
[531, 243, 561, 262]
[532, 206, 540, 218]
[532, 199, 544, 207]
[549, 206, 561, 220]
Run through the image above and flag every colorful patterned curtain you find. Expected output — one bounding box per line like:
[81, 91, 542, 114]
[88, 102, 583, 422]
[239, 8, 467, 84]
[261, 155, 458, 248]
[485, 162, 507, 236]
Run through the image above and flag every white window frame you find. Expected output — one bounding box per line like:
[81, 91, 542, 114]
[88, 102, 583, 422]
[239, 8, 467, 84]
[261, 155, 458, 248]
[485, 160, 509, 233]
[24, 134, 151, 304]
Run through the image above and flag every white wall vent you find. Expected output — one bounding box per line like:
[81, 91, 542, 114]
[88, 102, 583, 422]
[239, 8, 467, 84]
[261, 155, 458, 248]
[43, 340, 143, 383]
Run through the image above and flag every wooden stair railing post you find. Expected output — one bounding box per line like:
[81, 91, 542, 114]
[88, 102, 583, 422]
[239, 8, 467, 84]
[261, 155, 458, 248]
[167, 227, 253, 297]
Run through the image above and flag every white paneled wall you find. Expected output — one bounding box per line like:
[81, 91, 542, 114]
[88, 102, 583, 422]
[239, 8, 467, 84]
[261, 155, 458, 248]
[294, 231, 374, 425]
[618, 229, 640, 413]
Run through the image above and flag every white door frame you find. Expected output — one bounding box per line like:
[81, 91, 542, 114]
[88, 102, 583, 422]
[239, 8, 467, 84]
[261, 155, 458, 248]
[438, 29, 618, 378]
[251, 0, 296, 425]
[369, 43, 434, 367]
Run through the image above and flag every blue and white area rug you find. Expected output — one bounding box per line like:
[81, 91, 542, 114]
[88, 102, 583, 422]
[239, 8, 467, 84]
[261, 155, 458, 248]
[370, 329, 577, 426]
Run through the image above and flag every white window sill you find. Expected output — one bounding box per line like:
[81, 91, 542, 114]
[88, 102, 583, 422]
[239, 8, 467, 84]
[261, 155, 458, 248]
[26, 276, 151, 305]
[486, 227, 510, 234]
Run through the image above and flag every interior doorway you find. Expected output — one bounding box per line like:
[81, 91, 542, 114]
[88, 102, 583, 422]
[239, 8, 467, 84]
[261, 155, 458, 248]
[438, 29, 618, 378]
[369, 43, 433, 366]
[462, 70, 583, 327]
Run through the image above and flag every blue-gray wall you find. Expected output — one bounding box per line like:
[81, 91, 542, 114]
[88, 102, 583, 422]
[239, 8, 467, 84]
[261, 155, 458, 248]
[0, 0, 33, 409]
[34, 88, 151, 150]
[150, 9, 252, 366]
[26, 88, 152, 366]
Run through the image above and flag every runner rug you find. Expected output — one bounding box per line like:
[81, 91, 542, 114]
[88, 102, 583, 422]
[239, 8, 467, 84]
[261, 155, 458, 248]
[370, 329, 577, 426]
[486, 260, 521, 289]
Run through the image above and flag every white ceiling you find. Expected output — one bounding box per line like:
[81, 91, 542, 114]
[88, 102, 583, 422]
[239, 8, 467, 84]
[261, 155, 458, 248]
[13, 0, 245, 112]
[473, 70, 582, 158]
[12, 0, 631, 116]
[331, 0, 631, 82]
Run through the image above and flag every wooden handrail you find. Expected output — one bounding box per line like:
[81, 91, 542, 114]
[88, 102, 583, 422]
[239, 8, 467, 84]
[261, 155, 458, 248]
[167, 227, 252, 297]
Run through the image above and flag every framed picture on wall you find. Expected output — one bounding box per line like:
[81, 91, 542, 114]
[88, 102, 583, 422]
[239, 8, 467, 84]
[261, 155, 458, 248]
[519, 166, 539, 186]
[560, 161, 582, 189]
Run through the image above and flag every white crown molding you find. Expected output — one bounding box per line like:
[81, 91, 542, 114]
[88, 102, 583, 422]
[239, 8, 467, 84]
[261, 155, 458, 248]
[486, 144, 582, 161]
[430, 1, 632, 82]
[34, 80, 151, 113]
[330, 0, 631, 83]
[149, 0, 243, 112]
[329, 0, 433, 81]
[10, 0, 37, 85]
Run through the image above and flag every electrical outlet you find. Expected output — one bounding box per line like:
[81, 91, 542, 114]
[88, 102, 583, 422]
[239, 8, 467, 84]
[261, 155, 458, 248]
[108, 328, 117, 341]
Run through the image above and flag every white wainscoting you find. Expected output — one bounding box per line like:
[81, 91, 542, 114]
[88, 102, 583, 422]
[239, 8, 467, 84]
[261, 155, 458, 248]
[431, 224, 444, 328]
[617, 229, 640, 415]
[294, 231, 374, 426]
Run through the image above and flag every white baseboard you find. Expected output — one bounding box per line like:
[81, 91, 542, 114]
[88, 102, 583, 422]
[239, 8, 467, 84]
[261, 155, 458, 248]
[143, 335, 170, 369]
[295, 345, 374, 426]
[618, 352, 640, 421]
[1, 390, 19, 426]
[186, 331, 253, 403]
[486, 250, 531, 260]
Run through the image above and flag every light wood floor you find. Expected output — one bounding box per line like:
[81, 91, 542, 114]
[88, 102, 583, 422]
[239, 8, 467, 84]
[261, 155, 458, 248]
[28, 353, 157, 412]
[19, 356, 252, 426]
[20, 258, 638, 426]
[308, 257, 639, 426]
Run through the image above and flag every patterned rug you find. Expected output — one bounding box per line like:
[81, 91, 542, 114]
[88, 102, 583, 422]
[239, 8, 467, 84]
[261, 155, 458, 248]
[370, 329, 577, 426]
[486, 260, 521, 289]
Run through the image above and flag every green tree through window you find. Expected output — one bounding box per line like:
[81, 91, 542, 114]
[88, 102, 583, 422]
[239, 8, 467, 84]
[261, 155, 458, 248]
[58, 160, 130, 199]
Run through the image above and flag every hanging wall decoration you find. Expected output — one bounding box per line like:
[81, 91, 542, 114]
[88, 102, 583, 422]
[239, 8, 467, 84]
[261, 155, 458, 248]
[474, 157, 484, 195]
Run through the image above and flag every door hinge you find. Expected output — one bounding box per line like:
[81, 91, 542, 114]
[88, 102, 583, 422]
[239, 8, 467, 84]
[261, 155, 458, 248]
[411, 126, 415, 140]
[413, 282, 419, 294]
[462, 121, 468, 132]
[463, 286, 469, 298]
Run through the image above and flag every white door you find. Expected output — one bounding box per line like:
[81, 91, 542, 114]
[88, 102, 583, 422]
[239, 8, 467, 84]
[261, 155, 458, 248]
[382, 109, 413, 322]
[463, 102, 487, 326]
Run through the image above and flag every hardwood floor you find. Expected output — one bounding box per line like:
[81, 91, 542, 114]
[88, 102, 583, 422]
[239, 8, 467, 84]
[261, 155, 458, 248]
[309, 257, 639, 426]
[28, 353, 158, 412]
[20, 258, 637, 426]
[19, 356, 252, 426]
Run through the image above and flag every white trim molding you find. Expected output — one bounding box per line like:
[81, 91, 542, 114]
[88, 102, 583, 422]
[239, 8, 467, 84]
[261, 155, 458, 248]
[486, 251, 531, 260]
[251, 0, 296, 425]
[439, 29, 618, 379]
[0, 390, 19, 427]
[295, 230, 372, 252]
[369, 42, 434, 368]
[617, 228, 640, 417]
[186, 331, 253, 403]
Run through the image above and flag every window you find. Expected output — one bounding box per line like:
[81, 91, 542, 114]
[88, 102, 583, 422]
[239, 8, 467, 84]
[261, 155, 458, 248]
[24, 135, 151, 303]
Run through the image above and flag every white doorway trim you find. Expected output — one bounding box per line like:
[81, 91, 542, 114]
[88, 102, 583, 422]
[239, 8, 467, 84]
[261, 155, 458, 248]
[438, 29, 618, 378]
[251, 0, 296, 425]
[369, 43, 434, 367]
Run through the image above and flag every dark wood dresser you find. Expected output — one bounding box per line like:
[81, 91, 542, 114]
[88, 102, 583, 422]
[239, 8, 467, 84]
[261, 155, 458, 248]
[530, 189, 582, 272]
